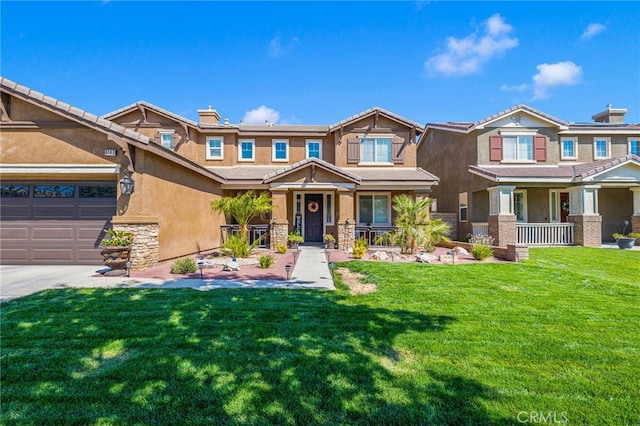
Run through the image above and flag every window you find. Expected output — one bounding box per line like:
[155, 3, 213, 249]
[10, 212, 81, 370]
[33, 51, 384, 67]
[514, 190, 527, 222]
[325, 193, 334, 225]
[206, 136, 224, 160]
[503, 135, 533, 161]
[561, 138, 577, 160]
[593, 138, 610, 159]
[549, 190, 559, 222]
[629, 138, 640, 156]
[272, 139, 289, 162]
[360, 138, 392, 164]
[358, 193, 390, 225]
[159, 131, 174, 150]
[306, 140, 322, 159]
[458, 192, 468, 222]
[239, 140, 255, 162]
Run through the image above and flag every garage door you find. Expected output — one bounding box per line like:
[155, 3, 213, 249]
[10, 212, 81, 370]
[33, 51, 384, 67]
[0, 183, 117, 264]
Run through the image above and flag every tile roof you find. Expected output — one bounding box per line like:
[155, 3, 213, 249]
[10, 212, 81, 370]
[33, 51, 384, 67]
[329, 107, 425, 132]
[469, 155, 640, 182]
[343, 167, 439, 184]
[1, 77, 150, 146]
[264, 158, 361, 183]
[102, 100, 200, 128]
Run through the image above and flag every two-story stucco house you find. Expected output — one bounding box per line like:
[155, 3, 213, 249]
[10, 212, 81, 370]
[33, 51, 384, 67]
[0, 77, 438, 269]
[418, 104, 640, 247]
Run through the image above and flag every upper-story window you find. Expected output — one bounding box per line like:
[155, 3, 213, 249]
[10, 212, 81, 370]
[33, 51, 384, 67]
[206, 136, 224, 160]
[272, 139, 289, 162]
[629, 138, 640, 156]
[361, 138, 392, 164]
[503, 135, 533, 161]
[593, 137, 610, 159]
[159, 130, 174, 150]
[239, 140, 255, 162]
[560, 137, 578, 160]
[306, 140, 322, 159]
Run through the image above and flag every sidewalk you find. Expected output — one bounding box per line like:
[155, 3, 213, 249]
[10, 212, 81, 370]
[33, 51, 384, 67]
[0, 247, 335, 303]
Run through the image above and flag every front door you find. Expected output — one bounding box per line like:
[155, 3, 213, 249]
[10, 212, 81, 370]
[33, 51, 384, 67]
[304, 194, 323, 242]
[560, 192, 570, 222]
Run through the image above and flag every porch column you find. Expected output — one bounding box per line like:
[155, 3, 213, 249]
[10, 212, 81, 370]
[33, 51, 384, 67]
[269, 189, 289, 249]
[337, 189, 355, 250]
[630, 188, 640, 244]
[567, 185, 602, 246]
[110, 215, 159, 271]
[487, 186, 517, 247]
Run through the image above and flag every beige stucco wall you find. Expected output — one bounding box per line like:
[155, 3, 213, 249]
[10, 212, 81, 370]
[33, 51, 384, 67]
[120, 149, 224, 261]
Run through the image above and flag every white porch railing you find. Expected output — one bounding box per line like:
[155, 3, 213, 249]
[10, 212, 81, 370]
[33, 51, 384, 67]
[517, 223, 574, 246]
[471, 222, 489, 236]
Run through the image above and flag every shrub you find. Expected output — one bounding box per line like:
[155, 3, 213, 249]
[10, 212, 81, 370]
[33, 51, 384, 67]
[276, 243, 287, 254]
[259, 254, 275, 269]
[287, 231, 304, 244]
[100, 229, 134, 247]
[352, 237, 368, 259]
[170, 257, 197, 274]
[221, 234, 262, 258]
[467, 234, 495, 246]
[471, 244, 493, 261]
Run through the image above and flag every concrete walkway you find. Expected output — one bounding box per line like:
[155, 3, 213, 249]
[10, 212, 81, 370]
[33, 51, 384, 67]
[0, 246, 335, 303]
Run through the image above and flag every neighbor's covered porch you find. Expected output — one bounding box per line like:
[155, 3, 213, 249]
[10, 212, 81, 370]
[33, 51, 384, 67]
[467, 185, 640, 246]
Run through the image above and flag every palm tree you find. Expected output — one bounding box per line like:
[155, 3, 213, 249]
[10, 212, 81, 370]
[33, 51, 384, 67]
[385, 194, 450, 254]
[211, 190, 273, 241]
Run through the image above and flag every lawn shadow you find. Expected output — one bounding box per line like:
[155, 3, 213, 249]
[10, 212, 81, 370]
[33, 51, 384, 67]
[2, 288, 514, 424]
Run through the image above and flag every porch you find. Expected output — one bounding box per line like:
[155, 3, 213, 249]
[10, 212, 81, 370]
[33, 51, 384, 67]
[220, 224, 270, 248]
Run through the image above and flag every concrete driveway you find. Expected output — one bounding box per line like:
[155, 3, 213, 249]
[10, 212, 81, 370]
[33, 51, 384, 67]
[0, 262, 334, 303]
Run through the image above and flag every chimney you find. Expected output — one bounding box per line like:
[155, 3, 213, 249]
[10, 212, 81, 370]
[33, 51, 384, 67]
[592, 104, 627, 124]
[197, 105, 221, 125]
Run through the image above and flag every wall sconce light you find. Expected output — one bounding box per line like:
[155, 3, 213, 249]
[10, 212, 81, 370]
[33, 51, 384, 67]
[345, 218, 350, 225]
[119, 170, 135, 195]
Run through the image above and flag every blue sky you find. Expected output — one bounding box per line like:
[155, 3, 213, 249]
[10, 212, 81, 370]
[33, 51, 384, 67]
[2, 1, 639, 125]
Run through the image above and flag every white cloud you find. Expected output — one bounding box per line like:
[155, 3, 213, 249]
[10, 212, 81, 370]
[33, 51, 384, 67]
[500, 83, 529, 93]
[268, 36, 299, 58]
[582, 23, 606, 40]
[425, 13, 519, 76]
[532, 61, 582, 100]
[242, 105, 280, 124]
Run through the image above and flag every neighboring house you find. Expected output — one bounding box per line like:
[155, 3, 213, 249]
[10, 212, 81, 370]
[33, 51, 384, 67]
[418, 104, 640, 247]
[0, 77, 438, 268]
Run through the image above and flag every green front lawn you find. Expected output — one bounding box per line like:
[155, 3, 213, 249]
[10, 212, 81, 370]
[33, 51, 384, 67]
[2, 248, 639, 425]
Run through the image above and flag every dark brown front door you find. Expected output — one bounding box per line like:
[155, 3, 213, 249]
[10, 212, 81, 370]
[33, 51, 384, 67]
[304, 194, 323, 243]
[560, 192, 570, 222]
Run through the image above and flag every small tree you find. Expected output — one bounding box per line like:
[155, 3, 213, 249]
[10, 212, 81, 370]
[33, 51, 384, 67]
[211, 190, 273, 241]
[383, 194, 450, 255]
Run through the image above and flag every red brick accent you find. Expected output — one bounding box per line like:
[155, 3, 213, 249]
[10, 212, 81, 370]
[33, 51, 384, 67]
[632, 215, 640, 246]
[569, 215, 602, 247]
[488, 214, 517, 247]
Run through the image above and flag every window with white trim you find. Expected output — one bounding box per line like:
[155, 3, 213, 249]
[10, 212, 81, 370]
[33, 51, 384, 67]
[629, 138, 640, 156]
[306, 140, 322, 159]
[272, 139, 289, 162]
[159, 130, 174, 150]
[206, 136, 224, 160]
[549, 190, 560, 222]
[514, 190, 527, 222]
[458, 192, 468, 222]
[239, 140, 255, 162]
[360, 138, 392, 164]
[593, 137, 610, 159]
[503, 135, 533, 161]
[325, 193, 334, 225]
[357, 193, 390, 225]
[560, 137, 577, 160]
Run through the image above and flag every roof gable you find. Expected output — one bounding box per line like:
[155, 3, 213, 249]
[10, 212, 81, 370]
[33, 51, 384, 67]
[103, 101, 199, 128]
[329, 107, 424, 133]
[264, 158, 361, 184]
[576, 155, 640, 183]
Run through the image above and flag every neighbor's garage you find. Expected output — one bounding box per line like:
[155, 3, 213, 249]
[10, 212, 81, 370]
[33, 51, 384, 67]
[0, 182, 117, 264]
